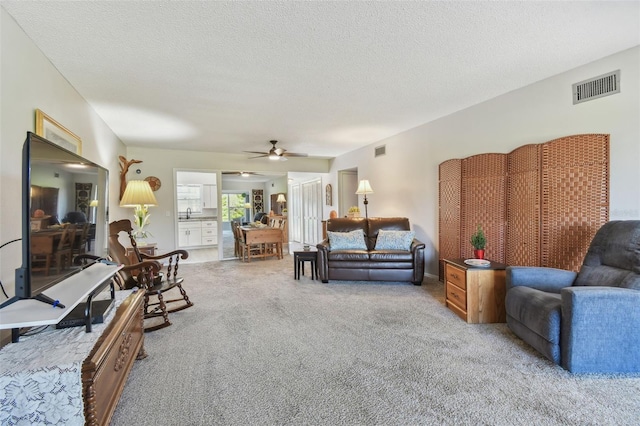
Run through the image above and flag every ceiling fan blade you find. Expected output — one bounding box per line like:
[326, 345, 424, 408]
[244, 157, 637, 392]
[248, 154, 269, 159]
[244, 151, 269, 155]
[282, 152, 308, 157]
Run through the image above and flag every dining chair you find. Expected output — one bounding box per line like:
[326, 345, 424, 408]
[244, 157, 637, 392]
[72, 222, 90, 257]
[54, 224, 76, 274]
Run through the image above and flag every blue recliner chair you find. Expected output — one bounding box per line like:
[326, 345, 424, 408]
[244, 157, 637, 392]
[505, 220, 640, 374]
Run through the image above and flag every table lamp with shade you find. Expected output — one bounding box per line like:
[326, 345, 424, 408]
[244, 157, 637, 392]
[120, 180, 157, 241]
[276, 193, 286, 215]
[355, 180, 373, 219]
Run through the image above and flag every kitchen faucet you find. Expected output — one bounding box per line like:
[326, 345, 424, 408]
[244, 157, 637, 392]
[186, 207, 192, 219]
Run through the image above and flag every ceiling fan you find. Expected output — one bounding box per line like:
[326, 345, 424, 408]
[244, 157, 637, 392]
[222, 171, 262, 177]
[245, 140, 308, 161]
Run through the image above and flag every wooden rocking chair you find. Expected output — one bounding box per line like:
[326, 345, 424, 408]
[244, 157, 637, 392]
[108, 219, 193, 331]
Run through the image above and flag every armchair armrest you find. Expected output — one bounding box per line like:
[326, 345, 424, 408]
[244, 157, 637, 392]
[506, 266, 577, 293]
[410, 238, 425, 284]
[316, 240, 330, 282]
[561, 287, 640, 373]
[410, 238, 425, 253]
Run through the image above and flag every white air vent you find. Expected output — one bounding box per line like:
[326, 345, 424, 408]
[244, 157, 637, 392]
[374, 145, 386, 157]
[572, 70, 620, 105]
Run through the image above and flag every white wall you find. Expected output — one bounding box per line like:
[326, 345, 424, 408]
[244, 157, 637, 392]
[331, 46, 640, 277]
[0, 9, 127, 300]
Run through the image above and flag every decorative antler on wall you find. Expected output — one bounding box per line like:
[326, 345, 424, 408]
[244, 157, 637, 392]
[118, 156, 143, 201]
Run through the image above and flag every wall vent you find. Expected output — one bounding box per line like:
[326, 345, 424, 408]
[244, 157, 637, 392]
[374, 145, 386, 157]
[572, 70, 620, 105]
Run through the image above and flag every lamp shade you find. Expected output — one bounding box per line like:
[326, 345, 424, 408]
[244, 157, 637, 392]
[244, 203, 252, 209]
[276, 193, 286, 203]
[355, 180, 373, 195]
[120, 180, 158, 207]
[89, 199, 99, 207]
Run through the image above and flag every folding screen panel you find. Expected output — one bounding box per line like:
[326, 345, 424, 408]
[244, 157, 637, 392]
[540, 134, 609, 271]
[438, 159, 462, 279]
[461, 154, 507, 262]
[506, 144, 541, 267]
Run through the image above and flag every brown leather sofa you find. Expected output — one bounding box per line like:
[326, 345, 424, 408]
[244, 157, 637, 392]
[316, 217, 425, 285]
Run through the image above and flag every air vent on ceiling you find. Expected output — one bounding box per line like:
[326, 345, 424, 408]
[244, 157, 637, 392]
[572, 70, 620, 105]
[374, 145, 386, 157]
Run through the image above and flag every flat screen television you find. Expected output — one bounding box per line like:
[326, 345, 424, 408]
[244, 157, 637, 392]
[0, 132, 109, 308]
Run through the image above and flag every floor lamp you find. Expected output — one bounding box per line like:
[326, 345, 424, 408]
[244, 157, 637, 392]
[355, 180, 373, 219]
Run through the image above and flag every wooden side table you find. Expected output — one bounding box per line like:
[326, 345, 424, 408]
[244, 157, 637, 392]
[125, 243, 156, 263]
[294, 250, 317, 280]
[125, 243, 157, 277]
[443, 258, 507, 323]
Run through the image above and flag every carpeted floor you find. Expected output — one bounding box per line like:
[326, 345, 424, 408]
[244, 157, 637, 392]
[111, 257, 640, 425]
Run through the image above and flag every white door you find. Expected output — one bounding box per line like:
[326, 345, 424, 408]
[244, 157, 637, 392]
[302, 179, 322, 245]
[290, 184, 301, 242]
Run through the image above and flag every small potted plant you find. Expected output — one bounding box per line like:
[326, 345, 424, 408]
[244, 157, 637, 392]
[347, 206, 360, 218]
[470, 224, 486, 259]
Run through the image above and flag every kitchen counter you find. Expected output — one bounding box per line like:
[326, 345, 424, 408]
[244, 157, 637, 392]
[178, 216, 217, 222]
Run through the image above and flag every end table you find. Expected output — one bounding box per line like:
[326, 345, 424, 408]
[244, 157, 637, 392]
[294, 250, 317, 280]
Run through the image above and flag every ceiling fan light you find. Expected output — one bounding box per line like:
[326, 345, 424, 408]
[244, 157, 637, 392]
[269, 153, 280, 160]
[241, 172, 250, 177]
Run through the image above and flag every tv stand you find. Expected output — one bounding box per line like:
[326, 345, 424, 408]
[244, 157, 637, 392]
[0, 289, 145, 425]
[34, 292, 66, 308]
[0, 263, 122, 342]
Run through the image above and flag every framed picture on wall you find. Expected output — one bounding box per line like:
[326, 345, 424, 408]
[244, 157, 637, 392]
[325, 184, 332, 206]
[35, 109, 82, 155]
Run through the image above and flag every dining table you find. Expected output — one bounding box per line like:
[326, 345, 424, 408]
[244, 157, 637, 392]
[239, 225, 284, 262]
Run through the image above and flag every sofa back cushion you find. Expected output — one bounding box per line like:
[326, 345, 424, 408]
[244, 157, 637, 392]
[367, 217, 410, 250]
[327, 217, 367, 234]
[574, 220, 640, 289]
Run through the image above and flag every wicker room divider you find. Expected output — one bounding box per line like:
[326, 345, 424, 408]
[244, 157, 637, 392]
[438, 134, 609, 279]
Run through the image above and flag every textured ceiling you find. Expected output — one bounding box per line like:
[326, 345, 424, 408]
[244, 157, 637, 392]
[3, 1, 639, 158]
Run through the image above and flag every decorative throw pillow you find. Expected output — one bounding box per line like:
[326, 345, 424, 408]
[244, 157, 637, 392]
[374, 229, 415, 251]
[328, 229, 367, 250]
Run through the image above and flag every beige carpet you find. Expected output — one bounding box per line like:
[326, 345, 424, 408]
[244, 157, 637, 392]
[111, 256, 640, 425]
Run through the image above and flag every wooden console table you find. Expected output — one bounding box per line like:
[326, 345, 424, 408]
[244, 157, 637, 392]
[443, 258, 507, 323]
[0, 289, 145, 425]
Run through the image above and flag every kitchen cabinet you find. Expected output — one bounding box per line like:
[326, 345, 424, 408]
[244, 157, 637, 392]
[201, 220, 218, 245]
[178, 221, 202, 247]
[203, 184, 218, 209]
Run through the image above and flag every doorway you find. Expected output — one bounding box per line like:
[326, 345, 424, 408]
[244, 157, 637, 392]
[338, 169, 358, 217]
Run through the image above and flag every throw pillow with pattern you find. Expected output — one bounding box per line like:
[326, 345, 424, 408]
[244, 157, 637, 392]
[328, 229, 367, 250]
[374, 229, 415, 251]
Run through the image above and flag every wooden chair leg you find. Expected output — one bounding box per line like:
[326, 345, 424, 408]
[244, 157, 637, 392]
[144, 291, 172, 332]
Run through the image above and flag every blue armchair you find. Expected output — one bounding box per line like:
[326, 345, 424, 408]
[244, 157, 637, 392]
[505, 220, 640, 374]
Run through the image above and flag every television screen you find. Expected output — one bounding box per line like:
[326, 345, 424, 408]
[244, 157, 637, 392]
[5, 132, 109, 307]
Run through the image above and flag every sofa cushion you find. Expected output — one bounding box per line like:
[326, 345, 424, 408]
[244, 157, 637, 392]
[369, 250, 414, 262]
[328, 251, 370, 261]
[574, 221, 640, 290]
[328, 229, 367, 250]
[374, 230, 415, 251]
[506, 286, 562, 344]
